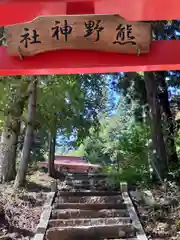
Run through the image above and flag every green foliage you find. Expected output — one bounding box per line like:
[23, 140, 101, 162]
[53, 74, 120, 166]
[105, 120, 150, 186]
[66, 145, 85, 157]
[176, 131, 180, 157]
[105, 166, 150, 188]
[0, 77, 31, 134]
[32, 74, 107, 160]
[3, 74, 106, 163]
[80, 97, 151, 185]
[37, 74, 105, 133]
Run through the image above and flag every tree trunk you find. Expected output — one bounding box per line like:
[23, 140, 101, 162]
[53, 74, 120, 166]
[0, 117, 21, 182]
[155, 71, 179, 166]
[14, 78, 37, 188]
[48, 132, 56, 178]
[144, 72, 168, 180]
[0, 81, 30, 183]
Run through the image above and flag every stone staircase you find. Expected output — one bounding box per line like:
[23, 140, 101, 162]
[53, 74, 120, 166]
[44, 172, 147, 240]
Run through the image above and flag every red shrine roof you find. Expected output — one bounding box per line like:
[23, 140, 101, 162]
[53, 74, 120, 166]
[39, 155, 101, 171]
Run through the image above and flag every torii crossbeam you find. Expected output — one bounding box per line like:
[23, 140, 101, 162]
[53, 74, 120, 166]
[0, 0, 180, 76]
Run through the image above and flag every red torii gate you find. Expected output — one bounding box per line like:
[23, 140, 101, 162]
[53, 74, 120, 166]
[0, 0, 180, 76]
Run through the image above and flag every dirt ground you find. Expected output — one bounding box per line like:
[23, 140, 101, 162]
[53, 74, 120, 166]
[0, 170, 53, 240]
[133, 183, 180, 240]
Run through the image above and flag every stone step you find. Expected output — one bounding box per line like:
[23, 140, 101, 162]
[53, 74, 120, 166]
[65, 177, 106, 181]
[57, 191, 121, 196]
[105, 239, 137, 240]
[65, 181, 93, 187]
[66, 173, 109, 178]
[66, 178, 108, 183]
[62, 184, 112, 191]
[51, 209, 129, 219]
[65, 182, 107, 188]
[48, 217, 132, 228]
[46, 224, 136, 240]
[66, 179, 107, 184]
[53, 203, 127, 210]
[55, 195, 123, 204]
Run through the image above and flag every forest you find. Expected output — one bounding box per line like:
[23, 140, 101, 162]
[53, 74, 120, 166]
[0, 68, 179, 188]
